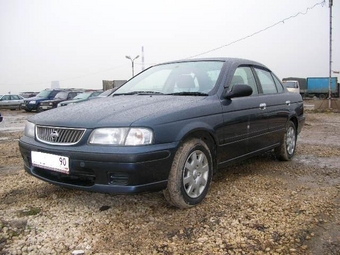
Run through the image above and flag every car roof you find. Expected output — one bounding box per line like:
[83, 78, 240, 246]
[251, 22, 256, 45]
[0, 93, 22, 96]
[158, 57, 267, 68]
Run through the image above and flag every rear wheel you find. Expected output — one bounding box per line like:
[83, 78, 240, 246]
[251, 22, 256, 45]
[275, 121, 297, 161]
[163, 138, 213, 209]
[319, 93, 327, 99]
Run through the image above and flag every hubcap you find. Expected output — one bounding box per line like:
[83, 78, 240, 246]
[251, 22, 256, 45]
[286, 126, 296, 155]
[183, 150, 209, 198]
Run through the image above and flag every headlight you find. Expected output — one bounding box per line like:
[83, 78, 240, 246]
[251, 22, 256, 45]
[24, 121, 35, 138]
[125, 128, 153, 145]
[29, 100, 36, 104]
[89, 128, 153, 146]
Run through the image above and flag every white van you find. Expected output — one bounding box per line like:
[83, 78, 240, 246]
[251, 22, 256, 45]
[282, 80, 300, 94]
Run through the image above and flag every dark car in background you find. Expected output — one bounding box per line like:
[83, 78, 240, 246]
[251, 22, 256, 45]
[19, 58, 305, 209]
[96, 86, 121, 98]
[39, 90, 83, 111]
[0, 94, 24, 110]
[57, 90, 103, 107]
[22, 89, 64, 112]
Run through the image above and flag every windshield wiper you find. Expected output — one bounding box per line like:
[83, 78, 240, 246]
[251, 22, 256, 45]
[168, 92, 208, 96]
[114, 91, 164, 96]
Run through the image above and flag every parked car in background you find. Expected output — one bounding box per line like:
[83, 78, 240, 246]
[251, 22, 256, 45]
[22, 89, 64, 112]
[96, 87, 121, 98]
[39, 90, 84, 111]
[58, 90, 103, 107]
[0, 94, 24, 110]
[19, 58, 305, 209]
[282, 80, 300, 94]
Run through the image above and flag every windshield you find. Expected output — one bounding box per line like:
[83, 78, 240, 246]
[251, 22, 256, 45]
[73, 92, 91, 100]
[36, 90, 52, 98]
[114, 61, 224, 95]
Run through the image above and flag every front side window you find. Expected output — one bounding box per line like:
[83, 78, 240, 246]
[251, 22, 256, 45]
[255, 68, 278, 94]
[231, 66, 258, 95]
[12, 95, 21, 100]
[1, 95, 10, 100]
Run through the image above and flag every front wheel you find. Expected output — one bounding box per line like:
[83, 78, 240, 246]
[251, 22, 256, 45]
[275, 121, 297, 161]
[163, 138, 213, 209]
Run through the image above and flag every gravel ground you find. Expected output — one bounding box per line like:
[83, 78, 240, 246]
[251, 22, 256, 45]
[0, 110, 339, 255]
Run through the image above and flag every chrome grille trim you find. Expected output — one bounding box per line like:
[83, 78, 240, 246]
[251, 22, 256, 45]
[36, 125, 86, 145]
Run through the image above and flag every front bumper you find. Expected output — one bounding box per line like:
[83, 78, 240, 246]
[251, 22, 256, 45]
[40, 105, 53, 110]
[22, 103, 38, 111]
[19, 136, 178, 193]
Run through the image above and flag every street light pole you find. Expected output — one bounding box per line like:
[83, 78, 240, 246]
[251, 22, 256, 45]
[125, 55, 139, 77]
[328, 0, 333, 109]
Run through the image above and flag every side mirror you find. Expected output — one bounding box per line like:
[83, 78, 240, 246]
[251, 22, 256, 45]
[225, 84, 253, 99]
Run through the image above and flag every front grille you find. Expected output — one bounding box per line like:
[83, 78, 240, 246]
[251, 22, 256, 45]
[36, 125, 86, 145]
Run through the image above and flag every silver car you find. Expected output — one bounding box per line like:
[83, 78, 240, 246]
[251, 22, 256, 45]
[0, 94, 24, 110]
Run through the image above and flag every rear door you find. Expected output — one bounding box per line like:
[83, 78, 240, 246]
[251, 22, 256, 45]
[10, 95, 22, 107]
[253, 67, 289, 146]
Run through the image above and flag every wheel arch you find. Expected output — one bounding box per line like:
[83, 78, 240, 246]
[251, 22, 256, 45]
[180, 129, 218, 174]
[289, 115, 298, 132]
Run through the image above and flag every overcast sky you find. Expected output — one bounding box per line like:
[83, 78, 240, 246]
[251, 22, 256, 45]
[0, 0, 339, 94]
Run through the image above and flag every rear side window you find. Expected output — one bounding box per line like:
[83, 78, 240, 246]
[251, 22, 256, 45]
[255, 68, 277, 94]
[12, 95, 21, 100]
[272, 74, 284, 93]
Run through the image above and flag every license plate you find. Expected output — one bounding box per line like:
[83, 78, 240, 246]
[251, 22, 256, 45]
[31, 151, 69, 174]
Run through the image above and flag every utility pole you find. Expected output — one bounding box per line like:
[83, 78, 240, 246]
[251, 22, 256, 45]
[141, 46, 145, 71]
[125, 55, 139, 77]
[328, 0, 333, 109]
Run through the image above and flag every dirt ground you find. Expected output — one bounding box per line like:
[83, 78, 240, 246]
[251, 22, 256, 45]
[0, 109, 339, 254]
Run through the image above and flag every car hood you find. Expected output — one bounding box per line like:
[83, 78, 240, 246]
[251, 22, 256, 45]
[29, 95, 212, 128]
[24, 96, 47, 101]
[41, 99, 64, 103]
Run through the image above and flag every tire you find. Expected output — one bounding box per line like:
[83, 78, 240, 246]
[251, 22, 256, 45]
[37, 106, 43, 113]
[319, 93, 327, 100]
[163, 138, 213, 209]
[275, 121, 297, 161]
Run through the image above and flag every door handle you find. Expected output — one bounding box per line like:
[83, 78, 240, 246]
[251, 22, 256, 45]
[285, 100, 291, 106]
[259, 103, 266, 110]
